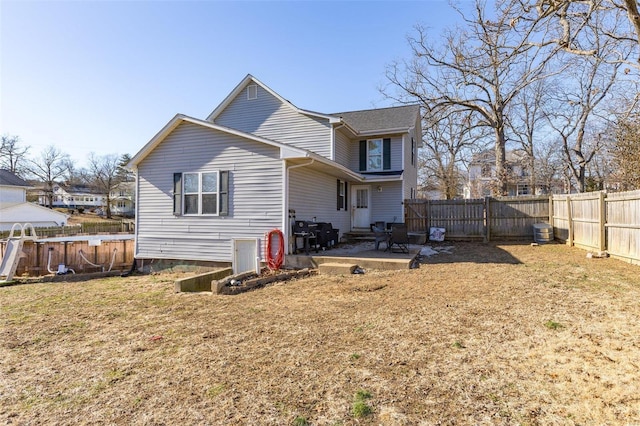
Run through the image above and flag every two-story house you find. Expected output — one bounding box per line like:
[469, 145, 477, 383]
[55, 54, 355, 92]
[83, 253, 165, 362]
[109, 181, 135, 217]
[464, 149, 532, 198]
[128, 74, 421, 263]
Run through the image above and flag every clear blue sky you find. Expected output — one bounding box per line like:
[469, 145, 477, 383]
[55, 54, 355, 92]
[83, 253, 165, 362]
[1, 0, 460, 167]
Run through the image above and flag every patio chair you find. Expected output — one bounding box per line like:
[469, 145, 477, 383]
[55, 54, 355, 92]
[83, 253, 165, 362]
[372, 226, 390, 251]
[388, 224, 409, 253]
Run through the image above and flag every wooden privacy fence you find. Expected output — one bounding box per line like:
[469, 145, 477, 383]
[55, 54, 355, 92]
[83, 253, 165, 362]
[552, 190, 640, 264]
[405, 189, 640, 265]
[0, 238, 135, 277]
[404, 196, 550, 241]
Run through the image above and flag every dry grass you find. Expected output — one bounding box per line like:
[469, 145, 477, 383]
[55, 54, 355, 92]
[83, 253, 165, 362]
[2, 242, 640, 425]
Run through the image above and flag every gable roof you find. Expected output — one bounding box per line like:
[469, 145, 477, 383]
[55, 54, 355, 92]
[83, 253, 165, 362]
[128, 113, 363, 181]
[206, 74, 340, 124]
[0, 169, 31, 188]
[333, 105, 420, 135]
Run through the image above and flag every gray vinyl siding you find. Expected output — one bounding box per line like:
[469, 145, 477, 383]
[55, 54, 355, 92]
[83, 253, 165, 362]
[288, 166, 350, 241]
[135, 122, 283, 262]
[370, 181, 404, 224]
[348, 135, 403, 172]
[333, 128, 351, 167]
[403, 116, 421, 199]
[214, 85, 332, 158]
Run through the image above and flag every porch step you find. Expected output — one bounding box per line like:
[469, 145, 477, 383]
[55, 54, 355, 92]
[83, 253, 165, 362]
[342, 231, 375, 243]
[317, 262, 359, 275]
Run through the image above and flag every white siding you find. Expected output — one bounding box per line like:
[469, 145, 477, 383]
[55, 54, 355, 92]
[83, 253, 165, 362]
[0, 186, 26, 203]
[288, 166, 350, 240]
[136, 122, 283, 263]
[214, 85, 332, 158]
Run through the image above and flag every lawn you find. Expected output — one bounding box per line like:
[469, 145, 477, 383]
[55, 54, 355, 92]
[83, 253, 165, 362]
[1, 242, 639, 425]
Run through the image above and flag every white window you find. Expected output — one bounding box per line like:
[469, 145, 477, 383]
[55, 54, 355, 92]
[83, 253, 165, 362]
[183, 171, 219, 215]
[247, 84, 258, 100]
[367, 139, 383, 171]
[337, 180, 346, 210]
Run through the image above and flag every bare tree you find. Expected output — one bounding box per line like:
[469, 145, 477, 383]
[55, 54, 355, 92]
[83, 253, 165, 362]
[383, 0, 561, 195]
[0, 135, 30, 176]
[534, 139, 566, 193]
[421, 111, 489, 199]
[27, 146, 70, 208]
[87, 153, 121, 219]
[518, 0, 640, 66]
[508, 79, 555, 193]
[545, 33, 633, 192]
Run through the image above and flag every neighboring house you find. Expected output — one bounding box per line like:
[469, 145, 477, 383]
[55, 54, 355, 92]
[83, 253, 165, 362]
[110, 181, 135, 217]
[37, 185, 106, 211]
[128, 74, 421, 263]
[0, 169, 68, 231]
[464, 150, 533, 198]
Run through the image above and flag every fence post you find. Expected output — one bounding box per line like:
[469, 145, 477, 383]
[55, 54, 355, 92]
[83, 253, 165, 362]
[484, 197, 491, 243]
[567, 196, 573, 247]
[599, 191, 606, 252]
[548, 195, 553, 225]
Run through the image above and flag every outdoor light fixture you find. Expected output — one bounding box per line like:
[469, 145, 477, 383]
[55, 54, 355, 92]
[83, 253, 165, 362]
[377, 186, 382, 192]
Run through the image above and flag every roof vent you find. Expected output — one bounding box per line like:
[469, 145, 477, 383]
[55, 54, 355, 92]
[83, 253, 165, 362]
[247, 84, 258, 100]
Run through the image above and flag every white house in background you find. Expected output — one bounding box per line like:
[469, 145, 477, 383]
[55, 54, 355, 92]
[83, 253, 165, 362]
[128, 74, 421, 263]
[109, 181, 135, 217]
[37, 185, 106, 211]
[0, 169, 68, 231]
[464, 150, 532, 198]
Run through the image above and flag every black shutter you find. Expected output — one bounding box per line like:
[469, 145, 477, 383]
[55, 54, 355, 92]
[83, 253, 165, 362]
[219, 171, 229, 216]
[173, 173, 182, 215]
[344, 181, 348, 209]
[383, 138, 391, 170]
[337, 179, 341, 210]
[359, 140, 366, 171]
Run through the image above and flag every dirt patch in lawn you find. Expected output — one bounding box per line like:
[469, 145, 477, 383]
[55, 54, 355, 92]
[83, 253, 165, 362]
[1, 242, 640, 425]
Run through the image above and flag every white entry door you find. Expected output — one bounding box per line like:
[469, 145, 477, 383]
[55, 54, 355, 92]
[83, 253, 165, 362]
[351, 185, 371, 229]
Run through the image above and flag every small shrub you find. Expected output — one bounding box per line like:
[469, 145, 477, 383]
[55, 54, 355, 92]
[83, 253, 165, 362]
[293, 416, 309, 426]
[453, 340, 466, 349]
[544, 320, 564, 330]
[349, 353, 361, 360]
[352, 389, 373, 418]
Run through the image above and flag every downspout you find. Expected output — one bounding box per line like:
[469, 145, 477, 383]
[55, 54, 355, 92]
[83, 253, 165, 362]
[283, 159, 315, 255]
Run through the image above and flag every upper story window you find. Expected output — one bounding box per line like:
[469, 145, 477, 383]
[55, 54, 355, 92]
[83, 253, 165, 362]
[359, 138, 391, 172]
[247, 84, 258, 100]
[368, 139, 383, 171]
[481, 164, 492, 178]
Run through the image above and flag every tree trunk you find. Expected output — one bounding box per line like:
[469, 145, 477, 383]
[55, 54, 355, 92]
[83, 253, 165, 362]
[494, 125, 508, 196]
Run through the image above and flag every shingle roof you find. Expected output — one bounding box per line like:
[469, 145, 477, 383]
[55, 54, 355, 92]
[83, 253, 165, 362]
[332, 105, 420, 133]
[0, 169, 30, 187]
